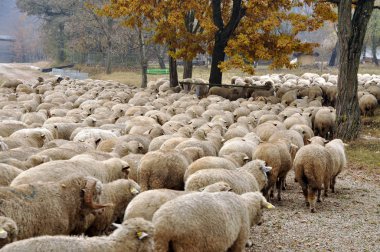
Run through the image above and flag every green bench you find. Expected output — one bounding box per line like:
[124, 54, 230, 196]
[147, 68, 169, 75]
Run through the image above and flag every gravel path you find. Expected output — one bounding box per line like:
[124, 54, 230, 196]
[247, 167, 380, 252]
[0, 63, 48, 83]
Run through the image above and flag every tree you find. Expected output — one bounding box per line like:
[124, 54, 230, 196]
[367, 10, 380, 65]
[328, 0, 378, 140]
[16, 0, 78, 62]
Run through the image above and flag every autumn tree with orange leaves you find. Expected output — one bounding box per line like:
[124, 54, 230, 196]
[98, 0, 335, 87]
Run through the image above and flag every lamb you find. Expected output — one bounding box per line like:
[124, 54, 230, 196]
[0, 164, 22, 186]
[0, 175, 111, 248]
[252, 140, 298, 201]
[10, 158, 130, 186]
[153, 191, 274, 252]
[289, 124, 315, 145]
[294, 143, 333, 212]
[183, 156, 239, 182]
[359, 94, 378, 116]
[124, 182, 232, 221]
[0, 217, 154, 252]
[85, 179, 141, 236]
[185, 159, 271, 193]
[325, 139, 348, 193]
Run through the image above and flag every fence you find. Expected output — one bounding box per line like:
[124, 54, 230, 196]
[50, 68, 89, 80]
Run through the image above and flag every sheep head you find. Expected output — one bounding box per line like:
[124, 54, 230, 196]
[82, 177, 113, 211]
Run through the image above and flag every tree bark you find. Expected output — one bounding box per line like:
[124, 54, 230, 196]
[208, 0, 246, 86]
[138, 29, 148, 88]
[57, 22, 65, 63]
[183, 60, 193, 79]
[335, 0, 375, 141]
[105, 40, 112, 74]
[169, 53, 178, 87]
[371, 33, 379, 66]
[329, 41, 339, 66]
[154, 45, 166, 69]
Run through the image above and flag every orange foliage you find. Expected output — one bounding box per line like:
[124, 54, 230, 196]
[94, 0, 336, 74]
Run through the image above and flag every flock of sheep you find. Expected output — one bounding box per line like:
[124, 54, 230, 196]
[0, 71, 378, 251]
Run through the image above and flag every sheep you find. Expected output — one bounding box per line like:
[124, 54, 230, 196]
[85, 179, 141, 236]
[185, 159, 271, 193]
[367, 85, 380, 103]
[314, 107, 336, 140]
[138, 148, 201, 191]
[124, 182, 232, 222]
[0, 217, 154, 252]
[252, 140, 298, 201]
[0, 120, 27, 137]
[208, 85, 249, 100]
[290, 124, 315, 145]
[268, 129, 304, 151]
[0, 176, 111, 248]
[281, 89, 299, 106]
[325, 139, 348, 193]
[0, 164, 22, 186]
[10, 158, 130, 186]
[254, 121, 285, 141]
[359, 94, 377, 116]
[218, 133, 261, 159]
[5, 128, 54, 148]
[294, 143, 333, 212]
[184, 156, 239, 182]
[152, 191, 274, 252]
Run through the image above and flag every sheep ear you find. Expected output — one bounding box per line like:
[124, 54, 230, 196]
[265, 203, 275, 209]
[95, 138, 102, 146]
[262, 166, 272, 173]
[0, 228, 8, 239]
[307, 139, 311, 143]
[136, 231, 149, 240]
[112, 223, 122, 229]
[243, 156, 250, 161]
[323, 139, 329, 143]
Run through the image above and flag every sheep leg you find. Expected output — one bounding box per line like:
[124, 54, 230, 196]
[317, 189, 322, 202]
[331, 176, 337, 193]
[308, 187, 318, 213]
[229, 227, 249, 252]
[276, 178, 282, 201]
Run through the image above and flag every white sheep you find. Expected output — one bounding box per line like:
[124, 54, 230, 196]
[153, 191, 274, 252]
[0, 218, 154, 252]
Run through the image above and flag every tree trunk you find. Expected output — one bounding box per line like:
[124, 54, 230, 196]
[209, 36, 227, 85]
[183, 60, 193, 79]
[105, 41, 112, 74]
[169, 54, 178, 87]
[138, 29, 148, 88]
[371, 33, 379, 66]
[57, 22, 65, 63]
[329, 41, 339, 66]
[154, 46, 166, 69]
[335, 0, 374, 141]
[208, 0, 246, 86]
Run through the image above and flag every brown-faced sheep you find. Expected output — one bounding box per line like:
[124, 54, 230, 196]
[185, 159, 271, 193]
[1, 218, 154, 252]
[153, 191, 273, 252]
[10, 158, 130, 186]
[294, 143, 333, 212]
[0, 176, 111, 248]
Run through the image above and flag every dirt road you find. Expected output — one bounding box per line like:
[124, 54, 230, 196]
[0, 63, 48, 83]
[246, 167, 380, 252]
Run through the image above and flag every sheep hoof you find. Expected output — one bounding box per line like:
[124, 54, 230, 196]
[317, 199, 322, 203]
[310, 208, 316, 213]
[305, 202, 310, 207]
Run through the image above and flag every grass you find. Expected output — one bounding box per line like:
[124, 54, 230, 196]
[346, 108, 380, 174]
[73, 63, 380, 87]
